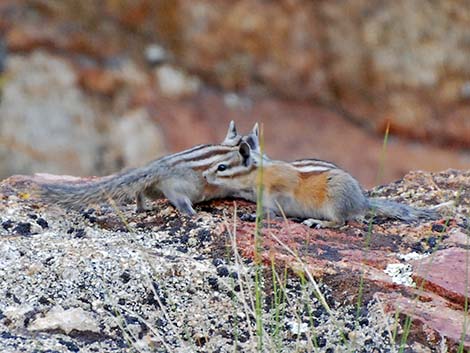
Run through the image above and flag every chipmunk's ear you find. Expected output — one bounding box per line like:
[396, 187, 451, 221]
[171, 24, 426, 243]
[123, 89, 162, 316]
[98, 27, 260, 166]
[222, 120, 239, 145]
[251, 122, 259, 137]
[238, 141, 251, 166]
[244, 122, 260, 153]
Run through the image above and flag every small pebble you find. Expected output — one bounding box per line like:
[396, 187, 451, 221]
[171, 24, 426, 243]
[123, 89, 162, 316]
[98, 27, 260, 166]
[2, 220, 13, 230]
[36, 218, 49, 229]
[197, 229, 211, 243]
[207, 277, 219, 290]
[58, 338, 80, 353]
[38, 296, 50, 305]
[427, 236, 438, 249]
[145, 44, 168, 66]
[431, 223, 446, 233]
[230, 271, 239, 279]
[212, 258, 224, 267]
[316, 336, 327, 347]
[13, 222, 32, 236]
[411, 241, 423, 252]
[74, 229, 86, 238]
[240, 213, 257, 222]
[216, 266, 229, 277]
[176, 246, 188, 253]
[120, 271, 131, 283]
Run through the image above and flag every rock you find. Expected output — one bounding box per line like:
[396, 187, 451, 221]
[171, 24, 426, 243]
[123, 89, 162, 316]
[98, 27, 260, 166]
[144, 43, 169, 66]
[107, 108, 167, 169]
[412, 248, 470, 307]
[3, 304, 34, 329]
[0, 51, 101, 179]
[0, 50, 168, 180]
[150, 92, 470, 188]
[3, 169, 469, 351]
[28, 306, 100, 334]
[78, 68, 123, 96]
[3, 171, 444, 351]
[154, 64, 200, 98]
[377, 292, 470, 350]
[155, 0, 326, 94]
[150, 0, 470, 147]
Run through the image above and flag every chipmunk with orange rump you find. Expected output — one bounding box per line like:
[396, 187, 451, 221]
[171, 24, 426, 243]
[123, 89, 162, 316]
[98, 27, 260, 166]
[204, 123, 439, 227]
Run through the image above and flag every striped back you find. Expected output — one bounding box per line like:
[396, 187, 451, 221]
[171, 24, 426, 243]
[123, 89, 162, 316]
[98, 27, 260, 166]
[290, 159, 337, 174]
[152, 144, 243, 172]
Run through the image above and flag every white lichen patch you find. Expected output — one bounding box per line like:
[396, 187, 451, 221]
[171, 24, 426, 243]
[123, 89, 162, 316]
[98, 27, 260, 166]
[286, 320, 309, 335]
[397, 252, 428, 262]
[28, 306, 100, 334]
[4, 304, 35, 328]
[384, 263, 415, 287]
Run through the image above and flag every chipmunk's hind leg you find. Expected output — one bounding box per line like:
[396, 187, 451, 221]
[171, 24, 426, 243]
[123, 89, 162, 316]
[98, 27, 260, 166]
[136, 191, 151, 212]
[163, 190, 196, 216]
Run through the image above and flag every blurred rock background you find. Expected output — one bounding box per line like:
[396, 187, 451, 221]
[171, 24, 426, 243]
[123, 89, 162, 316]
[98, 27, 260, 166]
[0, 0, 468, 187]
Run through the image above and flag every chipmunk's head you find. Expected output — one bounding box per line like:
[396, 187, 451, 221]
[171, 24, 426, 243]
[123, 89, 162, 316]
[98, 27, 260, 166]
[203, 141, 259, 190]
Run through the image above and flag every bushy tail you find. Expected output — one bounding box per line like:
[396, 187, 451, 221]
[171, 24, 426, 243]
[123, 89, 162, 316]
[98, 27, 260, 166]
[40, 164, 163, 209]
[368, 198, 440, 221]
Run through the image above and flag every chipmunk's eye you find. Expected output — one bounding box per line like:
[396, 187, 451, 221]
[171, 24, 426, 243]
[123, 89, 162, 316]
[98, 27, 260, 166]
[217, 164, 228, 172]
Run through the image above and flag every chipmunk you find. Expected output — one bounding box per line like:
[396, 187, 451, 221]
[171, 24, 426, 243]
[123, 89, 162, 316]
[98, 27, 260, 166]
[39, 121, 253, 215]
[203, 124, 439, 227]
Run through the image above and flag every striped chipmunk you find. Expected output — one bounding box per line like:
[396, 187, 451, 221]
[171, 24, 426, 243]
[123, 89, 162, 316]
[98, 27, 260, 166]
[40, 121, 254, 216]
[203, 122, 440, 228]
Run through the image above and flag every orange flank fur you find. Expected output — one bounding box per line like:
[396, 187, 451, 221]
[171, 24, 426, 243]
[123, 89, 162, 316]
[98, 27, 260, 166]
[261, 165, 298, 194]
[295, 172, 329, 208]
[261, 164, 329, 208]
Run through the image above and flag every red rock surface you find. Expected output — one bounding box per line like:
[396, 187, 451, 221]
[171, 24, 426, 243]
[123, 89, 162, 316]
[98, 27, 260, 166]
[376, 292, 470, 350]
[412, 248, 470, 308]
[150, 92, 470, 187]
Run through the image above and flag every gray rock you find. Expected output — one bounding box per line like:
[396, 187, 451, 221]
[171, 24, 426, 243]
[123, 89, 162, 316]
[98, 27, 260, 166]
[0, 51, 101, 179]
[107, 108, 166, 170]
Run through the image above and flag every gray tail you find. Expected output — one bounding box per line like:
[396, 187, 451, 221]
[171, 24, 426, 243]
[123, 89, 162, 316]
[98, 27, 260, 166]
[40, 165, 161, 209]
[368, 198, 440, 221]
